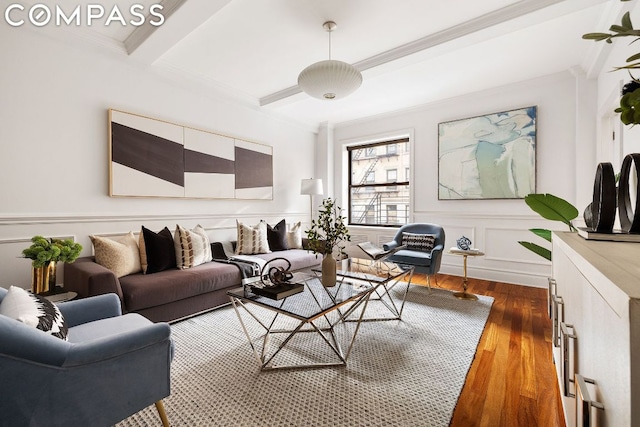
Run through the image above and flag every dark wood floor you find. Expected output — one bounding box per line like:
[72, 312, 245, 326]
[410, 273, 565, 427]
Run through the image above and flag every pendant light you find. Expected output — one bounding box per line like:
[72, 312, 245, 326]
[297, 21, 362, 100]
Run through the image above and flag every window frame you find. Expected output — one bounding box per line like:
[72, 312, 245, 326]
[347, 137, 410, 227]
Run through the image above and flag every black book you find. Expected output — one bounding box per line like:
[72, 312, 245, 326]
[250, 282, 304, 300]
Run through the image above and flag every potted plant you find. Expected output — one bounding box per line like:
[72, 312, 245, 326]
[22, 236, 83, 294]
[306, 198, 351, 286]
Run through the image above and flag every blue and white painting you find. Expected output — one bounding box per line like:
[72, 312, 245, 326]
[438, 106, 536, 200]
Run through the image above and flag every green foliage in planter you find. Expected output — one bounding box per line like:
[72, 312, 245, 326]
[22, 235, 83, 268]
[306, 198, 351, 257]
[517, 194, 579, 261]
[583, 1, 640, 125]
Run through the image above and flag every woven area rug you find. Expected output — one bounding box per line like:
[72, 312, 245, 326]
[118, 285, 493, 427]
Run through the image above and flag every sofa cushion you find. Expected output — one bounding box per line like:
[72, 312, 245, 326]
[402, 232, 436, 252]
[174, 225, 208, 269]
[139, 226, 176, 274]
[236, 220, 270, 255]
[90, 232, 141, 278]
[267, 219, 289, 251]
[119, 262, 242, 312]
[0, 286, 68, 340]
[192, 224, 213, 262]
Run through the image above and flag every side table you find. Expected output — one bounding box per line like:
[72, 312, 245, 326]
[43, 286, 77, 304]
[447, 248, 484, 300]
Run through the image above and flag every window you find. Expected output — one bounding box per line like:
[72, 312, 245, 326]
[348, 138, 410, 226]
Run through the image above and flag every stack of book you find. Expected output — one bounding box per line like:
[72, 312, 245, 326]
[448, 247, 482, 255]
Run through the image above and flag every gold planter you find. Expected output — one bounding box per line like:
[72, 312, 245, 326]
[31, 261, 57, 294]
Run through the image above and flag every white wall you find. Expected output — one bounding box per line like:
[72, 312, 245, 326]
[0, 26, 317, 289]
[329, 71, 596, 287]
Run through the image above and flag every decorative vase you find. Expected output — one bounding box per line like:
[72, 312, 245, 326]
[321, 253, 337, 287]
[31, 261, 56, 294]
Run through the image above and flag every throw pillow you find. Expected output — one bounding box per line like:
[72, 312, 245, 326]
[0, 286, 68, 340]
[192, 224, 213, 262]
[174, 225, 208, 269]
[139, 226, 177, 274]
[267, 219, 289, 251]
[236, 220, 271, 255]
[90, 232, 141, 278]
[211, 242, 229, 260]
[402, 232, 436, 252]
[287, 221, 303, 249]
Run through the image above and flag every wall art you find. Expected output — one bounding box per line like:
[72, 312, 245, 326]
[109, 109, 273, 200]
[438, 106, 536, 200]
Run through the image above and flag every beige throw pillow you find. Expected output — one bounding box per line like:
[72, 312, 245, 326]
[192, 224, 212, 262]
[90, 232, 141, 278]
[174, 225, 209, 269]
[287, 221, 303, 249]
[236, 220, 271, 255]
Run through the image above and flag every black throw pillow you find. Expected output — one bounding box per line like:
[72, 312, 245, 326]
[267, 219, 289, 251]
[211, 242, 229, 260]
[141, 226, 177, 274]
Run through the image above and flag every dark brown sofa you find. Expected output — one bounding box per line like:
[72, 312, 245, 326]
[64, 249, 320, 323]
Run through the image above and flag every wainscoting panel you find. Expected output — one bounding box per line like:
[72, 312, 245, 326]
[349, 212, 556, 287]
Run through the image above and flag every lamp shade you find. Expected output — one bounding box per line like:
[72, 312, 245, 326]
[297, 60, 362, 100]
[300, 178, 323, 195]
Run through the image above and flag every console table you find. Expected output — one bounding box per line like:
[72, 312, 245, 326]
[552, 231, 640, 426]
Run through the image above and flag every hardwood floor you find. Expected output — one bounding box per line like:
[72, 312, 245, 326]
[410, 273, 565, 427]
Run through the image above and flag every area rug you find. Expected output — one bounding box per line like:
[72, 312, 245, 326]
[117, 285, 493, 427]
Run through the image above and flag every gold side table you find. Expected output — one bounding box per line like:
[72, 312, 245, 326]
[448, 249, 484, 300]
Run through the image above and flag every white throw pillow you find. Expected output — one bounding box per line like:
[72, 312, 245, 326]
[90, 232, 141, 278]
[236, 220, 271, 255]
[0, 286, 68, 340]
[192, 224, 213, 262]
[174, 225, 209, 269]
[287, 221, 303, 249]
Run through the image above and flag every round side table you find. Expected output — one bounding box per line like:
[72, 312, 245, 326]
[447, 249, 484, 300]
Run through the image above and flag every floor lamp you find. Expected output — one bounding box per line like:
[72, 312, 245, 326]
[300, 178, 323, 225]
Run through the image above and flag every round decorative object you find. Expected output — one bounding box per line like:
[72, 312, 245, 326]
[617, 153, 640, 233]
[591, 162, 617, 233]
[456, 236, 472, 250]
[260, 258, 293, 286]
[298, 59, 362, 100]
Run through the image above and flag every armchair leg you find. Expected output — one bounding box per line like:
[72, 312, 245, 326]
[155, 400, 170, 427]
[426, 274, 432, 292]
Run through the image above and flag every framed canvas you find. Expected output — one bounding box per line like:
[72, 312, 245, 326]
[438, 106, 536, 200]
[109, 109, 273, 200]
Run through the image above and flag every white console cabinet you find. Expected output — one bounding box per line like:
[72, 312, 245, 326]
[552, 232, 640, 427]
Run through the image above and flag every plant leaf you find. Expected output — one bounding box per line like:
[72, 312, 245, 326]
[524, 193, 579, 230]
[518, 241, 552, 261]
[622, 12, 633, 31]
[529, 228, 552, 242]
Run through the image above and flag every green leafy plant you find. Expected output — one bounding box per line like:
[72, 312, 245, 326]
[306, 198, 351, 257]
[518, 194, 579, 261]
[583, 0, 640, 125]
[22, 235, 83, 268]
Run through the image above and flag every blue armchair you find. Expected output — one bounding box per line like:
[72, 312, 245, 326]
[0, 289, 173, 427]
[383, 223, 445, 290]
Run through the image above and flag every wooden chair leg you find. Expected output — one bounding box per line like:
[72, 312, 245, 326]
[426, 274, 432, 292]
[155, 400, 170, 427]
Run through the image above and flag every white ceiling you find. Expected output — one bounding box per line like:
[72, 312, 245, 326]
[48, 0, 618, 128]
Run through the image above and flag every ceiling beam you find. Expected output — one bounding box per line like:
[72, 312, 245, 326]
[126, 0, 233, 64]
[260, 0, 573, 106]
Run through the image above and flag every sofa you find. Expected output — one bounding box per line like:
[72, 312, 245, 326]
[64, 221, 321, 323]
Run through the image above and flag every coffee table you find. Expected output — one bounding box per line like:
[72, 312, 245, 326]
[228, 271, 376, 370]
[227, 259, 413, 371]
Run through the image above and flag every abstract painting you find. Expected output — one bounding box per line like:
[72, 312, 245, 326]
[438, 106, 536, 200]
[109, 109, 273, 200]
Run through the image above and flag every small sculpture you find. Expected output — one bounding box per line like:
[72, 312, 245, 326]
[456, 236, 472, 251]
[260, 258, 293, 286]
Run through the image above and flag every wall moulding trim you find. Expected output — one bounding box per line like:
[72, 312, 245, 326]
[0, 235, 77, 246]
[414, 211, 542, 220]
[482, 226, 555, 266]
[0, 212, 307, 226]
[440, 262, 551, 279]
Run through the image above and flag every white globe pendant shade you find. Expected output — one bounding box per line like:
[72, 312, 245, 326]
[298, 59, 362, 100]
